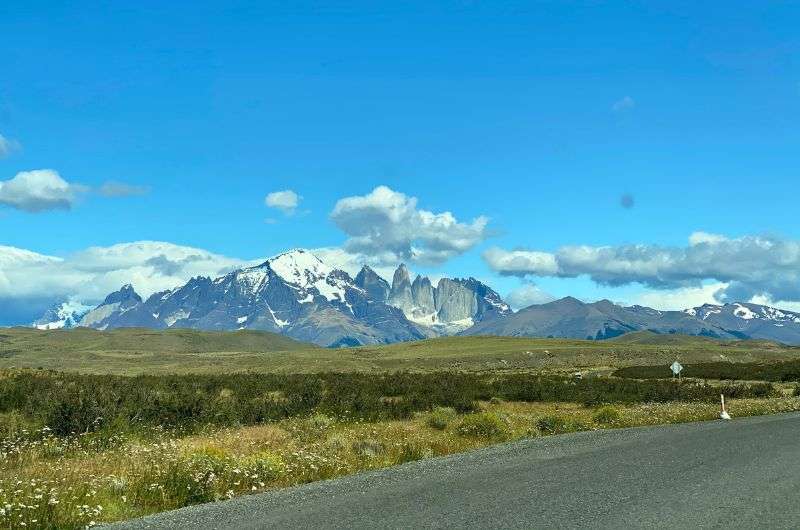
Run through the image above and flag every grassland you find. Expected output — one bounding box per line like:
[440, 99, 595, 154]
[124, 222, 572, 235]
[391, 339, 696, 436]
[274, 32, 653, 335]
[2, 328, 800, 528]
[2, 328, 798, 375]
[0, 369, 794, 529]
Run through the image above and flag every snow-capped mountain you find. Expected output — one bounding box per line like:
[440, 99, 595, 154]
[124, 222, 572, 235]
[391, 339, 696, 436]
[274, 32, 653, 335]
[464, 297, 800, 344]
[31, 248, 800, 346]
[31, 300, 93, 330]
[71, 250, 429, 347]
[682, 302, 800, 344]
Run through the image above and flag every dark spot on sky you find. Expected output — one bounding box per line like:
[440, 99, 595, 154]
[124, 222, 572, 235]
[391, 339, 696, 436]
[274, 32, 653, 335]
[620, 194, 635, 209]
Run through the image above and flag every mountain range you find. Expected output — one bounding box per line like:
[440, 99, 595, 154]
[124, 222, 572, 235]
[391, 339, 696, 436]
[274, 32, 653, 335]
[32, 249, 800, 346]
[463, 297, 800, 344]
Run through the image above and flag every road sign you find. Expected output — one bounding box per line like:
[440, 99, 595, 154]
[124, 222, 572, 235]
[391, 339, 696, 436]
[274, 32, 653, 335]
[670, 361, 683, 376]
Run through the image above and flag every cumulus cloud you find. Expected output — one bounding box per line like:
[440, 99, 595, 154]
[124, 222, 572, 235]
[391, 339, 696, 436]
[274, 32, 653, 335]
[612, 96, 636, 111]
[484, 232, 800, 303]
[0, 169, 88, 212]
[265, 190, 301, 214]
[0, 242, 253, 324]
[482, 247, 559, 276]
[330, 186, 490, 266]
[98, 181, 150, 197]
[0, 133, 20, 158]
[311, 246, 400, 282]
[633, 282, 729, 311]
[505, 284, 556, 310]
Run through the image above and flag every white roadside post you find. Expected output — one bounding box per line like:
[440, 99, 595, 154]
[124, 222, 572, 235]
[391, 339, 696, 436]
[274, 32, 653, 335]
[720, 394, 731, 420]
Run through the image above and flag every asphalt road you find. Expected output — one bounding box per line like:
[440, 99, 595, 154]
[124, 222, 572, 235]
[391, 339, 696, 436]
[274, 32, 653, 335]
[112, 412, 800, 529]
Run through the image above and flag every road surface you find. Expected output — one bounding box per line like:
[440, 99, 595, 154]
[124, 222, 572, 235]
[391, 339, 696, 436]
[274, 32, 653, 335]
[112, 412, 800, 529]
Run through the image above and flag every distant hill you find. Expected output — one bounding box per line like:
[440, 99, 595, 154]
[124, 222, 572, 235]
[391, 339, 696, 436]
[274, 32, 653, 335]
[607, 331, 720, 346]
[462, 297, 800, 345]
[1, 329, 798, 375]
[0, 327, 314, 355]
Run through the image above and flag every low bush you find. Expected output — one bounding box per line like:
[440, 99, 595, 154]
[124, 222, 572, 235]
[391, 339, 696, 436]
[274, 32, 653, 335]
[0, 369, 777, 439]
[457, 412, 509, 439]
[614, 361, 800, 383]
[593, 406, 621, 425]
[352, 439, 385, 458]
[396, 441, 433, 464]
[241, 451, 284, 483]
[536, 415, 568, 435]
[426, 407, 457, 430]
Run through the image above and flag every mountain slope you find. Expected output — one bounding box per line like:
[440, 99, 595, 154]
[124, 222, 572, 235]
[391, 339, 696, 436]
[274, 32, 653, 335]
[77, 250, 427, 347]
[463, 297, 800, 344]
[32, 300, 92, 330]
[463, 297, 738, 341]
[385, 264, 512, 333]
[684, 303, 800, 344]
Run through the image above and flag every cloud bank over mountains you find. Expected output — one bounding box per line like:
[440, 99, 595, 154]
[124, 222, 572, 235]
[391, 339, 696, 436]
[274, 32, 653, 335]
[484, 232, 800, 305]
[5, 177, 800, 325]
[0, 242, 251, 324]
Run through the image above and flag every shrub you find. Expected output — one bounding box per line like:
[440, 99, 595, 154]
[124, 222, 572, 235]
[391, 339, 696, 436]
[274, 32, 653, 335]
[536, 415, 567, 435]
[324, 434, 349, 452]
[241, 451, 284, 483]
[307, 413, 335, 430]
[352, 439, 385, 458]
[396, 441, 433, 464]
[457, 412, 509, 439]
[0, 369, 777, 440]
[593, 406, 621, 425]
[426, 407, 457, 430]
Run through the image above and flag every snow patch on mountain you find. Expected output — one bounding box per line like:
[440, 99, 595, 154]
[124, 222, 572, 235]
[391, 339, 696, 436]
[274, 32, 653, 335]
[32, 300, 92, 330]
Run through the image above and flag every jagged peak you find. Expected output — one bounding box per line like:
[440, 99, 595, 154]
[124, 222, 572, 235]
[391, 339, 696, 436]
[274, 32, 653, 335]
[102, 284, 142, 305]
[391, 263, 412, 287]
[412, 274, 432, 286]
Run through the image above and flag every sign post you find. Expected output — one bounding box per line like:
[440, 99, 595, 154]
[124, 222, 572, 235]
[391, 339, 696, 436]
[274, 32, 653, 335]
[670, 361, 683, 379]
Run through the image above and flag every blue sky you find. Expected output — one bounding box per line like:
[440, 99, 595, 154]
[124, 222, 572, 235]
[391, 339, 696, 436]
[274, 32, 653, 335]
[2, 1, 800, 323]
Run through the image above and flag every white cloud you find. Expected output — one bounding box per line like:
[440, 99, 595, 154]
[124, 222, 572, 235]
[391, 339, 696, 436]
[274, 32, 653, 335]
[505, 284, 556, 310]
[265, 190, 301, 214]
[483, 248, 559, 276]
[0, 169, 88, 212]
[633, 283, 728, 311]
[0, 242, 254, 324]
[612, 96, 636, 111]
[0, 134, 20, 158]
[330, 185, 490, 266]
[484, 232, 800, 303]
[310, 246, 396, 282]
[688, 231, 728, 246]
[98, 181, 150, 197]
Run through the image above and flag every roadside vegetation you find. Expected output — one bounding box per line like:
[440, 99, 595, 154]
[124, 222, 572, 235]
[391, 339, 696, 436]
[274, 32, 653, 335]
[615, 359, 800, 382]
[0, 369, 790, 529]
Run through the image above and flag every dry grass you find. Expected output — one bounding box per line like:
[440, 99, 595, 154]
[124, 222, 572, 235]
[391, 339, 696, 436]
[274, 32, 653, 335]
[3, 396, 799, 529]
[3, 329, 799, 375]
